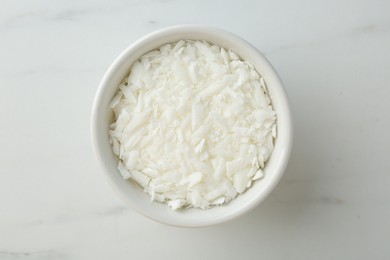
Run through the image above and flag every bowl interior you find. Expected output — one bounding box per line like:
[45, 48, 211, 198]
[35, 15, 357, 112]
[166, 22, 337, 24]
[92, 26, 292, 227]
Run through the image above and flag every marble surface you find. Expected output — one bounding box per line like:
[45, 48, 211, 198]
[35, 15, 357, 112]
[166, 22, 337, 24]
[1, 0, 389, 259]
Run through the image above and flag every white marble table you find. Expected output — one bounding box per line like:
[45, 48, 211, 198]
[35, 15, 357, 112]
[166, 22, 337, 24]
[1, 0, 389, 259]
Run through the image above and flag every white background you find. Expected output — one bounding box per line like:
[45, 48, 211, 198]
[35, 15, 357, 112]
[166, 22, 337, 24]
[1, 0, 389, 259]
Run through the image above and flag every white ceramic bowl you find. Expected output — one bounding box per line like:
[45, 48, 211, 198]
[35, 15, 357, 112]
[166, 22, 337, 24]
[91, 25, 293, 227]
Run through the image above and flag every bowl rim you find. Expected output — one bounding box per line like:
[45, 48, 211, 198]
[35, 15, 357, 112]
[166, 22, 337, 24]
[91, 24, 293, 227]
